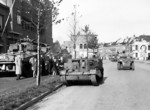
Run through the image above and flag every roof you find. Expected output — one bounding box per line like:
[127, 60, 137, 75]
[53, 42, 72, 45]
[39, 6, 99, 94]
[137, 35, 150, 42]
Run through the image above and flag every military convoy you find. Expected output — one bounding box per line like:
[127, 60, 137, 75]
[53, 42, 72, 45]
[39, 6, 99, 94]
[60, 57, 104, 86]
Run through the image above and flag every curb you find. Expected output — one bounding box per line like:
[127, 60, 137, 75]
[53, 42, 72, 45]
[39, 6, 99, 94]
[15, 83, 63, 110]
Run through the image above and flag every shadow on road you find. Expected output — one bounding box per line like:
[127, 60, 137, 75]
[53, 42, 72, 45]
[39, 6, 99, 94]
[100, 77, 107, 85]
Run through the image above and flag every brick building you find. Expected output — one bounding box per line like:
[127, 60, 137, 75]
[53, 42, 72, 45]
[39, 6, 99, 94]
[0, 0, 53, 53]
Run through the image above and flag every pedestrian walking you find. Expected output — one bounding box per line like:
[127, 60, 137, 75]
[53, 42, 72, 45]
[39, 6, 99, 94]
[29, 57, 37, 78]
[15, 54, 22, 80]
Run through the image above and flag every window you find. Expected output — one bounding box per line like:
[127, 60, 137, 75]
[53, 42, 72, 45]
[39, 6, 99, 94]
[0, 15, 3, 30]
[21, 20, 25, 29]
[148, 45, 150, 50]
[135, 53, 138, 57]
[135, 45, 138, 50]
[17, 15, 21, 24]
[21, 19, 35, 31]
[84, 44, 87, 49]
[80, 44, 82, 49]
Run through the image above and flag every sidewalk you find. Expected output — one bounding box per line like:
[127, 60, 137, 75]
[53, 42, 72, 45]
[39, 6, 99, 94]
[135, 60, 150, 64]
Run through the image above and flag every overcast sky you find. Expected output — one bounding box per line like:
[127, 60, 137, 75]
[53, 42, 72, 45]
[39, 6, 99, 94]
[53, 0, 150, 44]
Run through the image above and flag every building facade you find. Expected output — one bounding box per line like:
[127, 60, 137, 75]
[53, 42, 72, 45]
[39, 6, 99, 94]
[0, 0, 53, 53]
[62, 34, 98, 59]
[132, 39, 150, 60]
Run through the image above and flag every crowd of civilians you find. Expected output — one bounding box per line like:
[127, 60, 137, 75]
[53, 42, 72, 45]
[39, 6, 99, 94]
[15, 52, 65, 80]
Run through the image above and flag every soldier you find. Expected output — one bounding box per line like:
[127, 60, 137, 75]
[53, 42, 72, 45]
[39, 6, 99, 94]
[29, 57, 37, 78]
[58, 56, 64, 71]
[40, 54, 45, 75]
[48, 55, 54, 75]
[15, 54, 22, 80]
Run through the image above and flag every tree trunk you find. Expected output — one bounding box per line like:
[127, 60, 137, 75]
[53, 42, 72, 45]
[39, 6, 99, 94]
[86, 35, 89, 58]
[74, 44, 76, 59]
[36, 6, 40, 86]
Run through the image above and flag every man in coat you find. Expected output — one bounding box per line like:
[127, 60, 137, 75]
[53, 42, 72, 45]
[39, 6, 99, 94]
[15, 54, 22, 80]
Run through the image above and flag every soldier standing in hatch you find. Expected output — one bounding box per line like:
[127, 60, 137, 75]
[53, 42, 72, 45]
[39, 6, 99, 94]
[15, 53, 22, 80]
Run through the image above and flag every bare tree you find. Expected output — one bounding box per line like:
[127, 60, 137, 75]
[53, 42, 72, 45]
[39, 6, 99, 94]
[36, 0, 63, 86]
[87, 33, 99, 54]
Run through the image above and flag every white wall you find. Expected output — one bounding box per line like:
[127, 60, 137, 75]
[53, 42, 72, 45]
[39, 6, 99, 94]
[132, 40, 150, 60]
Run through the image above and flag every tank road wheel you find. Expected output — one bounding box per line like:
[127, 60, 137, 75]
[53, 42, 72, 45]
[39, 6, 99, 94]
[131, 63, 135, 70]
[117, 63, 121, 70]
[91, 75, 100, 86]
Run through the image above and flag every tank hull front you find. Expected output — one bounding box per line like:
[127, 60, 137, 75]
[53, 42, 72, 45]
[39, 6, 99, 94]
[60, 71, 102, 86]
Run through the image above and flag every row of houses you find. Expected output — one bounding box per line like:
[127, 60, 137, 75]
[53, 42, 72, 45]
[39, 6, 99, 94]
[102, 35, 150, 60]
[62, 34, 150, 61]
[0, 0, 53, 53]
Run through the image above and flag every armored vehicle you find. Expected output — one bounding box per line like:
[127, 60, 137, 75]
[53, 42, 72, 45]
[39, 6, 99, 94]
[117, 55, 135, 70]
[0, 38, 49, 77]
[60, 58, 104, 86]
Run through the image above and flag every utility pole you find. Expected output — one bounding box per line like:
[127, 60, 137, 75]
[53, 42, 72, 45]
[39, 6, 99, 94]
[86, 34, 89, 58]
[73, 5, 77, 59]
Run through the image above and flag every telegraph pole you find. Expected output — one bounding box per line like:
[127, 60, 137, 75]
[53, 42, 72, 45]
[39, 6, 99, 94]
[73, 5, 77, 59]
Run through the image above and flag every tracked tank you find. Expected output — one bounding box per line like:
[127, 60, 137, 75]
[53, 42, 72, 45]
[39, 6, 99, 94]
[60, 58, 104, 86]
[0, 38, 49, 77]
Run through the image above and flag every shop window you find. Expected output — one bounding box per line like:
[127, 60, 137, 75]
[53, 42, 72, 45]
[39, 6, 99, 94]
[0, 15, 3, 30]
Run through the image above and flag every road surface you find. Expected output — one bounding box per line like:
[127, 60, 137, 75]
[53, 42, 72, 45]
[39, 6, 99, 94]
[27, 60, 150, 110]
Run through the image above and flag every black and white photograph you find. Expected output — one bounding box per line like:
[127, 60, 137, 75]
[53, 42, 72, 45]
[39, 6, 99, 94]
[0, 0, 150, 110]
